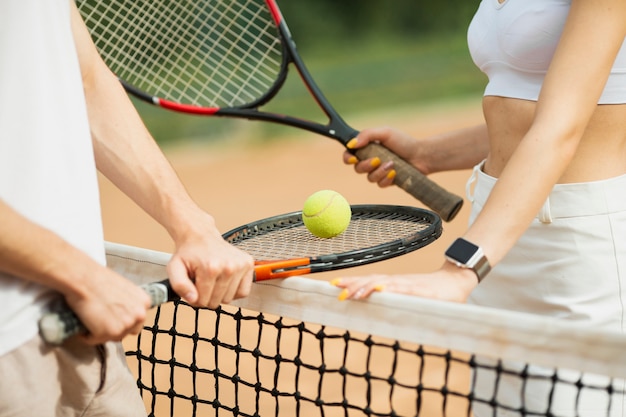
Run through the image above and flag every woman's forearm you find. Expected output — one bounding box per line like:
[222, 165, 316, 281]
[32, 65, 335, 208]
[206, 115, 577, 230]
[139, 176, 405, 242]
[417, 124, 489, 174]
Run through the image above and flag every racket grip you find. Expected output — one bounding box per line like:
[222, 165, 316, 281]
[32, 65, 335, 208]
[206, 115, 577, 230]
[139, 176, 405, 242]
[38, 280, 173, 345]
[354, 143, 464, 222]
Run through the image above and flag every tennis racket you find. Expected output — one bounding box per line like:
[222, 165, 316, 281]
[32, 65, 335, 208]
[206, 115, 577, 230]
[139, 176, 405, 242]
[75, 0, 464, 222]
[39, 205, 441, 344]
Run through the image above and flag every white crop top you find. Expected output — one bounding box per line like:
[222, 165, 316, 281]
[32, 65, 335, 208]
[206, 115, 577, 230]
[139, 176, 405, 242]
[467, 0, 626, 104]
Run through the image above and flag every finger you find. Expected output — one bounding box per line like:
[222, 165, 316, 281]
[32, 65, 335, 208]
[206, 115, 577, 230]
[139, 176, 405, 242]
[234, 270, 254, 299]
[353, 156, 383, 175]
[232, 254, 254, 300]
[352, 287, 369, 300]
[343, 150, 359, 165]
[206, 273, 232, 309]
[220, 274, 243, 305]
[332, 277, 383, 301]
[350, 282, 386, 300]
[337, 285, 378, 301]
[332, 276, 374, 289]
[204, 257, 251, 308]
[354, 127, 394, 146]
[330, 277, 354, 289]
[346, 137, 364, 150]
[382, 168, 397, 186]
[129, 320, 145, 336]
[346, 127, 392, 152]
[366, 160, 396, 186]
[194, 271, 217, 308]
[345, 128, 389, 164]
[223, 265, 254, 303]
[166, 256, 198, 304]
[79, 322, 126, 345]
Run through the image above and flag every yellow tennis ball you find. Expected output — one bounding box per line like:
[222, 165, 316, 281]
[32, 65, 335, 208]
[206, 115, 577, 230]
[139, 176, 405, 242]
[302, 190, 352, 238]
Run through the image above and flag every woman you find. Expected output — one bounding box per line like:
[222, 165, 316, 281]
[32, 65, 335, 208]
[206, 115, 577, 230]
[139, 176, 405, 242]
[333, 0, 626, 415]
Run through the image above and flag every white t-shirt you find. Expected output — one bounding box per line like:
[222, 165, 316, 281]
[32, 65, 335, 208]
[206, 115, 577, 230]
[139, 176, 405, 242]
[0, 0, 105, 355]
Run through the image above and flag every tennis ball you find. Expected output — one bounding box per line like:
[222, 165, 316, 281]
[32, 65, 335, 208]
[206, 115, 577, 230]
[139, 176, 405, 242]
[302, 190, 351, 238]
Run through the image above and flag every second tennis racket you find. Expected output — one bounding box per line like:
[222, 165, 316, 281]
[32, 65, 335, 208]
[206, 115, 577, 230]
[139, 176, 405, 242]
[76, 0, 464, 221]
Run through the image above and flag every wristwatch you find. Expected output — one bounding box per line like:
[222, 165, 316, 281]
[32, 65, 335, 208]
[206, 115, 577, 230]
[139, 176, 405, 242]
[444, 238, 491, 282]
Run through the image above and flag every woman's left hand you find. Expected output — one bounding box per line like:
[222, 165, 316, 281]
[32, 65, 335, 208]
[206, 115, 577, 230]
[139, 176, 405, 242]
[331, 262, 479, 303]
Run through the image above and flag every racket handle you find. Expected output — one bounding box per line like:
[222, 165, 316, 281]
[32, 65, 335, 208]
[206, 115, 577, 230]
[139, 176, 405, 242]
[354, 143, 463, 222]
[38, 280, 173, 345]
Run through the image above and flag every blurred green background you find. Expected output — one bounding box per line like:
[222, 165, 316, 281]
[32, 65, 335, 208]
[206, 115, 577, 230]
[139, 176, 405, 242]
[132, 0, 486, 147]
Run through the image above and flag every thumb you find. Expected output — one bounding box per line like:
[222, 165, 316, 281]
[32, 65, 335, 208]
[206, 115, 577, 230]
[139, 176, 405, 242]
[167, 256, 198, 304]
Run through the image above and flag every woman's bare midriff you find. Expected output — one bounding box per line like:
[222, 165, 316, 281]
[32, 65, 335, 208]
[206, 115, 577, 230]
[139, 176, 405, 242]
[482, 96, 626, 183]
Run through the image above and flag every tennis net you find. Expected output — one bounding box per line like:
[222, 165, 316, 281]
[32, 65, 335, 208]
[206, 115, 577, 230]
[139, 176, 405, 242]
[107, 242, 626, 417]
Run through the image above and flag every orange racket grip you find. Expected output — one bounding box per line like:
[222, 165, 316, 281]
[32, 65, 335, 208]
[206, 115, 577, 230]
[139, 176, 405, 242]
[253, 258, 312, 281]
[353, 143, 463, 222]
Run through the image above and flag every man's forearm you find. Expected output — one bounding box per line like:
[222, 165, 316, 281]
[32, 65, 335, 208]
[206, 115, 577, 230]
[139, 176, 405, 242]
[0, 200, 100, 297]
[85, 64, 202, 238]
[77, 48, 201, 240]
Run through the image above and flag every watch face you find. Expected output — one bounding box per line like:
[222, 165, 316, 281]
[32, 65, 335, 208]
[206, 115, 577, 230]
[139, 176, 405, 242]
[445, 238, 479, 264]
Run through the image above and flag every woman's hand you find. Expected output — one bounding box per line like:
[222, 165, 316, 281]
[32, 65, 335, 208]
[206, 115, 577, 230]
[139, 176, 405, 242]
[343, 127, 427, 188]
[331, 262, 479, 304]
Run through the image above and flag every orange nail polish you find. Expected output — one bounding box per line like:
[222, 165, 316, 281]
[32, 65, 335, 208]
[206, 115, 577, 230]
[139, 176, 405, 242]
[370, 157, 381, 168]
[347, 138, 358, 149]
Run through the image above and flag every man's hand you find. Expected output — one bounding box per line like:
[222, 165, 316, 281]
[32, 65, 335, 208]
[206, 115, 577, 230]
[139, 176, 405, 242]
[167, 211, 254, 309]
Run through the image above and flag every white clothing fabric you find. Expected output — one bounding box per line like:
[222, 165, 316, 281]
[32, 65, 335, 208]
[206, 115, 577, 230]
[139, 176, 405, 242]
[466, 163, 626, 416]
[467, 0, 626, 104]
[0, 0, 105, 355]
[467, 164, 626, 329]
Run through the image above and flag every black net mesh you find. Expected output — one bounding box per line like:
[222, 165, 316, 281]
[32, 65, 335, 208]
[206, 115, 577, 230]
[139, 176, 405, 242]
[125, 300, 625, 417]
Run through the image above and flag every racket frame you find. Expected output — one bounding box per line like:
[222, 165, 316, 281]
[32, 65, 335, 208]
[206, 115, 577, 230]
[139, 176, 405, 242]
[226, 204, 442, 280]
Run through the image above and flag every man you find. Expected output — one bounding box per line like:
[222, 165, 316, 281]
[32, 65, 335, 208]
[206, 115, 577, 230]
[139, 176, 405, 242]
[0, 1, 254, 415]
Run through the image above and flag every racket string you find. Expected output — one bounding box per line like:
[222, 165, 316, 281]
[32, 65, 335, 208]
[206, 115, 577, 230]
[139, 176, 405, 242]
[77, 0, 284, 107]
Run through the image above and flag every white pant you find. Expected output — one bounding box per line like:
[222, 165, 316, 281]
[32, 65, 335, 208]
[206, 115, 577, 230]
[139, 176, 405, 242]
[466, 162, 626, 416]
